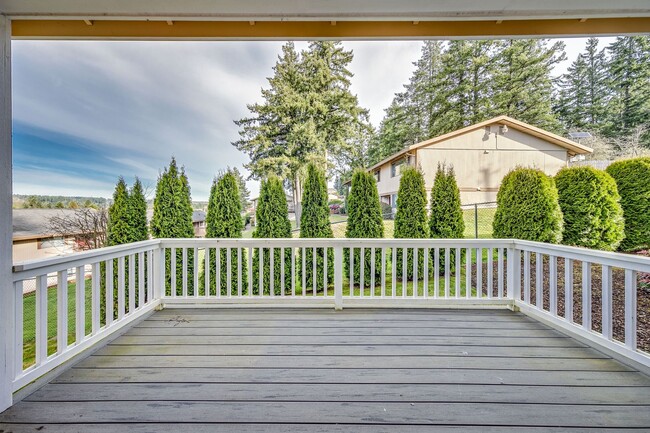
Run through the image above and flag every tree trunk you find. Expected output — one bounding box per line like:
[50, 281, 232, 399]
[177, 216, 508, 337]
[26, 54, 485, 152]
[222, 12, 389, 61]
[292, 176, 302, 230]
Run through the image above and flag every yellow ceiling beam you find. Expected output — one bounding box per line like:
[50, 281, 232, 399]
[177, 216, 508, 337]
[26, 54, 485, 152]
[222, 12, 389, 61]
[11, 18, 650, 39]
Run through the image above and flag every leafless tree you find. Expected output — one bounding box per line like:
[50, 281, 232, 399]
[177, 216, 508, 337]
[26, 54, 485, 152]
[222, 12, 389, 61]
[614, 125, 650, 158]
[47, 207, 108, 251]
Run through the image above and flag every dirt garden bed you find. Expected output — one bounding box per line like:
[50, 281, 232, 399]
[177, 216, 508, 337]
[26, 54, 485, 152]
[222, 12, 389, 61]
[472, 252, 650, 354]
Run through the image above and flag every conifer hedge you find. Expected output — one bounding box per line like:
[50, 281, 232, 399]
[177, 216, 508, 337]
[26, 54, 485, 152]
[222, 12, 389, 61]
[204, 171, 247, 295]
[253, 176, 292, 295]
[299, 163, 334, 292]
[151, 158, 195, 295]
[492, 167, 563, 243]
[555, 166, 624, 251]
[429, 164, 465, 273]
[345, 168, 384, 283]
[606, 157, 650, 251]
[394, 166, 429, 280]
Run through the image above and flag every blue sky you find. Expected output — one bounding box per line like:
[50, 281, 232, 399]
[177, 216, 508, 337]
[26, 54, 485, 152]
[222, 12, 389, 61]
[12, 38, 613, 201]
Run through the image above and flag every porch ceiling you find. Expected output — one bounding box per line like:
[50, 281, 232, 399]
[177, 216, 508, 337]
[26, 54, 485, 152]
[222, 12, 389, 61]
[3, 0, 650, 39]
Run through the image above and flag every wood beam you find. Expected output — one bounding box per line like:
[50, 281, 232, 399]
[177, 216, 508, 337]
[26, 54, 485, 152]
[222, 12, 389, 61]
[10, 17, 650, 39]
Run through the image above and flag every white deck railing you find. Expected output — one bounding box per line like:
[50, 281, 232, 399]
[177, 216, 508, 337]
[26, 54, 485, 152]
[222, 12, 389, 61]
[6, 237, 650, 402]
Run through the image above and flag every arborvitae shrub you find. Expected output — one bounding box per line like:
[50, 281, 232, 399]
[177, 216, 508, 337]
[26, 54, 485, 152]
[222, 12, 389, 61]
[107, 177, 130, 246]
[127, 178, 150, 306]
[394, 166, 429, 280]
[128, 178, 149, 243]
[429, 163, 465, 273]
[252, 176, 292, 295]
[606, 157, 650, 251]
[204, 171, 247, 295]
[345, 169, 384, 283]
[104, 177, 130, 318]
[492, 167, 563, 243]
[299, 163, 334, 291]
[151, 158, 195, 295]
[555, 166, 624, 251]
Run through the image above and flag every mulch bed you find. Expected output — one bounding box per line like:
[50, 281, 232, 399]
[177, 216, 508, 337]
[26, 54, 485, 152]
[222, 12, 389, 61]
[471, 253, 650, 354]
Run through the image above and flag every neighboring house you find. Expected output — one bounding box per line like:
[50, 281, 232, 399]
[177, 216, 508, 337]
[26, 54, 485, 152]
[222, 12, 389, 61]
[193, 210, 206, 237]
[13, 209, 81, 262]
[250, 193, 295, 216]
[367, 116, 593, 207]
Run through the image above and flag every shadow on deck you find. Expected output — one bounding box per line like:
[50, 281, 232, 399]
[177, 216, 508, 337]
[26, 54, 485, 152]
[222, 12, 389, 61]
[1, 308, 650, 432]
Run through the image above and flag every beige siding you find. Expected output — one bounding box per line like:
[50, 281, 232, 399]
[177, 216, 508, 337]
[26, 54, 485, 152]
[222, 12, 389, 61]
[375, 127, 568, 204]
[12, 238, 76, 262]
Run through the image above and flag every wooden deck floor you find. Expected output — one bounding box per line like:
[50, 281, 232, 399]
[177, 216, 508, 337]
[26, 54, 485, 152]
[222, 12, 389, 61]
[2, 308, 650, 432]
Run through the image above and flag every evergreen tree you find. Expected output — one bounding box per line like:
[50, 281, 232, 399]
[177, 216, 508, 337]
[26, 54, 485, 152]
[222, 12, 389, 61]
[492, 39, 565, 132]
[204, 171, 247, 295]
[606, 157, 650, 251]
[234, 42, 370, 227]
[434, 40, 497, 134]
[105, 177, 130, 318]
[394, 166, 428, 281]
[345, 169, 384, 283]
[229, 167, 251, 211]
[299, 163, 334, 292]
[126, 177, 149, 307]
[151, 158, 195, 295]
[106, 177, 130, 246]
[428, 164, 465, 273]
[493, 168, 563, 243]
[369, 39, 565, 165]
[555, 55, 590, 130]
[556, 38, 609, 132]
[252, 176, 292, 294]
[429, 164, 465, 239]
[604, 36, 650, 143]
[555, 166, 624, 251]
[128, 177, 149, 242]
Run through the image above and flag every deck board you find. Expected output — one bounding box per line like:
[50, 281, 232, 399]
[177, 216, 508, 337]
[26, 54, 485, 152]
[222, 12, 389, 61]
[2, 308, 650, 431]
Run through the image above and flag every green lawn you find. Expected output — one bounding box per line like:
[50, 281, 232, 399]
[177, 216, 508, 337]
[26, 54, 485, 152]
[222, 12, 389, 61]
[462, 206, 497, 238]
[22, 279, 93, 368]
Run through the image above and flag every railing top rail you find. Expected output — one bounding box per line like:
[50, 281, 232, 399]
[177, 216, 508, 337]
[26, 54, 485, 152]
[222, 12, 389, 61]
[12, 239, 161, 275]
[514, 239, 650, 272]
[159, 238, 515, 249]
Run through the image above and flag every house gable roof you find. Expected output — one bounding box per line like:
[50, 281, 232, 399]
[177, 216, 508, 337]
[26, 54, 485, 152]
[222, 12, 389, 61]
[368, 115, 593, 171]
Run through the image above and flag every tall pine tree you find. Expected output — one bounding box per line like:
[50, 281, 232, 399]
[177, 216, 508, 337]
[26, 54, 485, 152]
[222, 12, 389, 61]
[556, 38, 609, 132]
[605, 36, 650, 143]
[234, 42, 370, 226]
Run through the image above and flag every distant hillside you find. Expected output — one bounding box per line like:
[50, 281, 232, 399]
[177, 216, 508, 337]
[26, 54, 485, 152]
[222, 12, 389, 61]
[12, 194, 110, 209]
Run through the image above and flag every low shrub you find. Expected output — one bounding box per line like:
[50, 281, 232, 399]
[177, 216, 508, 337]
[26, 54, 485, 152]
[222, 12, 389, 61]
[606, 157, 650, 251]
[555, 166, 624, 251]
[492, 167, 563, 243]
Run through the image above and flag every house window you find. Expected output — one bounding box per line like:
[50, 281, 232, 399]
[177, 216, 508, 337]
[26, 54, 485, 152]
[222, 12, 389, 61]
[38, 237, 66, 249]
[374, 169, 380, 182]
[391, 158, 406, 177]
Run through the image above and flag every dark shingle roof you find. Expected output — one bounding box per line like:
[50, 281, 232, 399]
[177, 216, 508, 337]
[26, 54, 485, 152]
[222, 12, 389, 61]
[13, 209, 80, 238]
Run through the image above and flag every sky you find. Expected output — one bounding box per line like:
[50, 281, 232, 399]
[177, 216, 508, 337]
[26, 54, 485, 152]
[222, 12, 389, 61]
[12, 37, 614, 201]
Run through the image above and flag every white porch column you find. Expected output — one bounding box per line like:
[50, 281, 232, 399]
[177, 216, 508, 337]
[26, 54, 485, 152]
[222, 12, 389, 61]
[0, 15, 13, 412]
